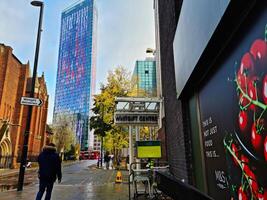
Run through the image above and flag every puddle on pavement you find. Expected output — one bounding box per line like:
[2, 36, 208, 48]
[0, 185, 16, 192]
[0, 182, 31, 192]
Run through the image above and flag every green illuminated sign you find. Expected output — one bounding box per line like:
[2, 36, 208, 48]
[136, 141, 161, 158]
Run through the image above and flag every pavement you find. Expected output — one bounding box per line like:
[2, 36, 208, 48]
[0, 160, 78, 178]
[0, 160, 130, 200]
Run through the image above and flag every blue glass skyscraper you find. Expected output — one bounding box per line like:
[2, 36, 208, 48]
[53, 0, 97, 150]
[132, 58, 157, 97]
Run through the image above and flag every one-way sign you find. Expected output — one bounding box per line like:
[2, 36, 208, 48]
[20, 97, 43, 106]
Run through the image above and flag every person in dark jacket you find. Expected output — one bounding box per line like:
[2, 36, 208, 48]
[36, 143, 62, 200]
[104, 151, 110, 170]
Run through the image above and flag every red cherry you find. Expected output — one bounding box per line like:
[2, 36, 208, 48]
[237, 70, 247, 91]
[250, 39, 267, 62]
[238, 186, 248, 200]
[239, 111, 248, 131]
[263, 75, 267, 104]
[258, 190, 267, 200]
[241, 155, 250, 174]
[251, 122, 264, 153]
[240, 52, 255, 77]
[264, 136, 267, 161]
[248, 76, 260, 101]
[231, 143, 239, 166]
[239, 94, 250, 108]
[246, 168, 258, 194]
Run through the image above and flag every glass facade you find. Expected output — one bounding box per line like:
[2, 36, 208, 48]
[53, 0, 97, 150]
[132, 58, 157, 97]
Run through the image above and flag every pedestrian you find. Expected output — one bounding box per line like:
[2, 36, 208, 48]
[126, 155, 129, 170]
[116, 155, 121, 167]
[36, 143, 62, 200]
[109, 154, 114, 169]
[104, 151, 110, 170]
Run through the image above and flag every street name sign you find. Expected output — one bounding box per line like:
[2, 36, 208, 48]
[20, 97, 43, 106]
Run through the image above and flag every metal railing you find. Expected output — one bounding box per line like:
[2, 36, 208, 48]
[0, 155, 39, 169]
[16, 155, 38, 163]
[128, 161, 170, 200]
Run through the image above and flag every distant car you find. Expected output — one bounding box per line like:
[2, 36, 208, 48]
[68, 155, 76, 160]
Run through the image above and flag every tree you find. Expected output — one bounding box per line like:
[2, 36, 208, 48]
[90, 66, 132, 165]
[64, 143, 80, 160]
[52, 118, 75, 158]
[104, 127, 128, 160]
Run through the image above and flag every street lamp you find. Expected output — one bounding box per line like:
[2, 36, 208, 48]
[146, 48, 156, 55]
[17, 0, 44, 191]
[31, 1, 43, 6]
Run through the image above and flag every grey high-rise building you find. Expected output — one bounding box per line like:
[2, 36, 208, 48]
[53, 0, 97, 150]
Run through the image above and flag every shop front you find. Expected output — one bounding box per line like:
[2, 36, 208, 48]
[174, 1, 267, 199]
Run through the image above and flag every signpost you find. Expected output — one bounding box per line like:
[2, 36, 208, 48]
[17, 1, 44, 191]
[20, 97, 43, 106]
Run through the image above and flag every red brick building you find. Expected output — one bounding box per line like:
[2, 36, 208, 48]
[0, 44, 49, 168]
[18, 74, 49, 159]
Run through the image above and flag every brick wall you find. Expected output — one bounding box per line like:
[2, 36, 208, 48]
[158, 0, 192, 183]
[0, 44, 49, 165]
[0, 44, 31, 167]
[20, 75, 49, 158]
[0, 45, 9, 107]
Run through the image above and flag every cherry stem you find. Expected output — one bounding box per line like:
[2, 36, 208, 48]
[257, 109, 266, 127]
[235, 77, 266, 110]
[223, 134, 256, 198]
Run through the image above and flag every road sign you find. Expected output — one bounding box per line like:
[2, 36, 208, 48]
[20, 97, 43, 106]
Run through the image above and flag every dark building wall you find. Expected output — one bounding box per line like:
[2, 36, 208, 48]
[157, 0, 193, 183]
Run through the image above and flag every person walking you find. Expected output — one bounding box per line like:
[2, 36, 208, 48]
[36, 143, 62, 200]
[104, 151, 110, 170]
[126, 155, 129, 170]
[109, 154, 114, 169]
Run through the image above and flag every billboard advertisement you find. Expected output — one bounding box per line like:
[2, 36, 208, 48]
[198, 6, 267, 200]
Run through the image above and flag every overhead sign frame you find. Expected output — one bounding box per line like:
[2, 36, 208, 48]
[114, 97, 161, 126]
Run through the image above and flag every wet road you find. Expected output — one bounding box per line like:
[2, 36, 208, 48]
[0, 160, 129, 200]
[60, 160, 98, 185]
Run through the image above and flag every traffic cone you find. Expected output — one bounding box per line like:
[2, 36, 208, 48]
[115, 170, 122, 183]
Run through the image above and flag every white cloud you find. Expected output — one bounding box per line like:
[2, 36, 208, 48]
[0, 0, 40, 63]
[96, 0, 155, 89]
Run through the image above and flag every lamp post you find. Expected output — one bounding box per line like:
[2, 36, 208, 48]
[17, 1, 44, 191]
[100, 102, 104, 168]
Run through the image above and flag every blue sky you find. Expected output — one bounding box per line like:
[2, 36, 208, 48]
[0, 0, 155, 123]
